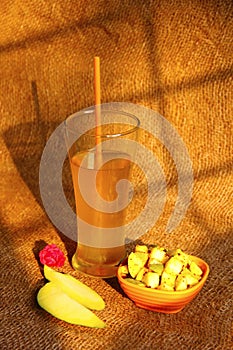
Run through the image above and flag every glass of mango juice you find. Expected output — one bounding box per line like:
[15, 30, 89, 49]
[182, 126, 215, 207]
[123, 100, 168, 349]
[65, 106, 140, 278]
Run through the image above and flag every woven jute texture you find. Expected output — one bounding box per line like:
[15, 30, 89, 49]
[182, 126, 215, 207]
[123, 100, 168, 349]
[0, 0, 232, 349]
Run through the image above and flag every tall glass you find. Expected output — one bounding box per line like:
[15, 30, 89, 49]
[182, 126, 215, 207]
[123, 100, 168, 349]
[65, 106, 140, 278]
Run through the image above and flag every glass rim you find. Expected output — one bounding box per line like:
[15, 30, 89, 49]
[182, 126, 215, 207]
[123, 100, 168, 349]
[65, 108, 140, 139]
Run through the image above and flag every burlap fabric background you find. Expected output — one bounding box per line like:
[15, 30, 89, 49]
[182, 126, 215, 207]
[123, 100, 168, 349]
[0, 1, 232, 349]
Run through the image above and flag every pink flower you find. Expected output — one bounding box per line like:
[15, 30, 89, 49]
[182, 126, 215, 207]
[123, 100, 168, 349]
[39, 244, 66, 267]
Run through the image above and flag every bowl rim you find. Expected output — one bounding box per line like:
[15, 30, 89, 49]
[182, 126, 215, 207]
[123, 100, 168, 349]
[117, 255, 210, 295]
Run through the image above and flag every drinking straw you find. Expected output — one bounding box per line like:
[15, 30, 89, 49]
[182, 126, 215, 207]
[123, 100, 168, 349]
[94, 56, 101, 149]
[94, 56, 101, 107]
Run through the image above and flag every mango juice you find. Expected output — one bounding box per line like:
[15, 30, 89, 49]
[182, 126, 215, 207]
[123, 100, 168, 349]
[70, 150, 132, 277]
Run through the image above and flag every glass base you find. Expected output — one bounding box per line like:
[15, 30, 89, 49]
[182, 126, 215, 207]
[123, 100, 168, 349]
[72, 253, 124, 278]
[72, 243, 126, 278]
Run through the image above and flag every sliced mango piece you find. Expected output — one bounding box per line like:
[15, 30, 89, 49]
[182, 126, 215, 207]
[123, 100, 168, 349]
[175, 274, 188, 291]
[44, 265, 105, 310]
[161, 271, 177, 289]
[142, 272, 160, 288]
[158, 283, 174, 291]
[128, 252, 149, 278]
[149, 262, 164, 275]
[148, 257, 161, 266]
[164, 256, 183, 275]
[189, 261, 203, 276]
[119, 265, 129, 277]
[150, 247, 168, 264]
[124, 278, 145, 287]
[135, 245, 148, 254]
[175, 252, 190, 267]
[181, 268, 200, 287]
[135, 267, 148, 281]
[37, 282, 105, 328]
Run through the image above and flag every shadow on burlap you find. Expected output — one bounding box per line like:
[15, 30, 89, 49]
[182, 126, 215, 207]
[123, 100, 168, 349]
[0, 1, 232, 349]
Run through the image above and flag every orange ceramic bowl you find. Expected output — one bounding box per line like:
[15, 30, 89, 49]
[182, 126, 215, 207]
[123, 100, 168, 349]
[117, 255, 209, 314]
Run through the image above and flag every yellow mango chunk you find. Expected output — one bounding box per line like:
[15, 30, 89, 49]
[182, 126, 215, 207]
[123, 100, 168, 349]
[181, 268, 200, 287]
[37, 282, 105, 328]
[142, 272, 160, 288]
[164, 256, 183, 275]
[175, 274, 188, 291]
[135, 245, 148, 254]
[158, 283, 174, 291]
[150, 247, 168, 264]
[161, 271, 177, 289]
[128, 252, 149, 278]
[135, 267, 148, 281]
[189, 261, 203, 276]
[44, 265, 105, 310]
